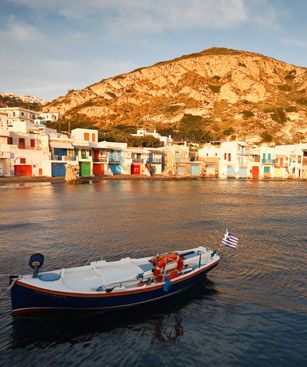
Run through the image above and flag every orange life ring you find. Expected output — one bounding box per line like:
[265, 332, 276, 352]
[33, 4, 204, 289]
[151, 252, 184, 283]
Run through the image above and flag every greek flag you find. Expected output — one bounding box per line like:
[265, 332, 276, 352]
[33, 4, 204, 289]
[222, 229, 238, 248]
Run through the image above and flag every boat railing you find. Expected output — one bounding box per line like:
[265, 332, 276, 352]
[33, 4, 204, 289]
[84, 246, 167, 265]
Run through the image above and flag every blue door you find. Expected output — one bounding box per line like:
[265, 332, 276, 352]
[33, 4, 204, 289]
[110, 164, 121, 175]
[52, 163, 66, 177]
[191, 165, 200, 175]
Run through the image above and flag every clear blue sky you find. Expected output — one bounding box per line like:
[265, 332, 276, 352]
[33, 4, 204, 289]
[1, 0, 307, 101]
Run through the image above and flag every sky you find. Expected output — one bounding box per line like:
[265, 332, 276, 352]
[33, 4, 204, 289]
[1, 0, 307, 101]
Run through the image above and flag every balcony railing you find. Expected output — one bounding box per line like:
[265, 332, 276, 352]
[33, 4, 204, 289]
[51, 154, 76, 161]
[132, 159, 144, 163]
[147, 159, 162, 164]
[93, 158, 108, 163]
[262, 159, 275, 165]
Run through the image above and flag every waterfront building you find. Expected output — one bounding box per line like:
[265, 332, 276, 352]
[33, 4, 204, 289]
[163, 143, 190, 176]
[248, 146, 261, 179]
[5, 130, 50, 177]
[0, 129, 11, 176]
[145, 148, 164, 175]
[49, 132, 76, 177]
[197, 141, 220, 177]
[275, 143, 307, 179]
[198, 141, 251, 178]
[125, 147, 151, 175]
[91, 141, 128, 176]
[71, 128, 99, 177]
[259, 146, 276, 178]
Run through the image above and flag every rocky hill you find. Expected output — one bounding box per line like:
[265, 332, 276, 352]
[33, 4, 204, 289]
[44, 48, 307, 144]
[0, 93, 47, 110]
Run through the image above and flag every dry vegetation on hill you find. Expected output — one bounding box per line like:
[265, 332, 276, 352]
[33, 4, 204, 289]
[44, 47, 307, 144]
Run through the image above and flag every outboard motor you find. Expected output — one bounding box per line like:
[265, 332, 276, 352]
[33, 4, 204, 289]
[29, 253, 45, 278]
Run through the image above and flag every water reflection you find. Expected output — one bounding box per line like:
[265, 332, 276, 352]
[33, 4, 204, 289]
[9, 279, 217, 349]
[1, 180, 306, 367]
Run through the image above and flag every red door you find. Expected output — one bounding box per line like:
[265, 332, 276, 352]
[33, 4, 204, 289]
[131, 164, 140, 174]
[252, 166, 259, 178]
[14, 165, 32, 176]
[93, 164, 104, 176]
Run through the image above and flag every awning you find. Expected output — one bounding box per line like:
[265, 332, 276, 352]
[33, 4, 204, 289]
[50, 141, 74, 149]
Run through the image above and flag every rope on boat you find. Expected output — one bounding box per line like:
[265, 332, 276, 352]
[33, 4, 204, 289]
[0, 278, 18, 298]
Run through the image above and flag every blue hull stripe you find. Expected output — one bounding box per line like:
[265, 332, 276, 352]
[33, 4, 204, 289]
[11, 262, 219, 315]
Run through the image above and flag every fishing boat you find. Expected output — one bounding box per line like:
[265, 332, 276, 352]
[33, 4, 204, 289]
[9, 246, 220, 316]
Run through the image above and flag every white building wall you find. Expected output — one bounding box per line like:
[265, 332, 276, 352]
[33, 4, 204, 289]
[71, 128, 98, 143]
[7, 132, 51, 176]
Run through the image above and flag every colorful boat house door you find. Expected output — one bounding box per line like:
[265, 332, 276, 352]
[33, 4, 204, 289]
[252, 166, 259, 178]
[52, 163, 66, 177]
[79, 162, 91, 177]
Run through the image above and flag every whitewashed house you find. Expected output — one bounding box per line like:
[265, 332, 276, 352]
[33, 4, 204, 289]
[0, 129, 11, 176]
[198, 141, 251, 178]
[132, 129, 173, 147]
[275, 143, 307, 179]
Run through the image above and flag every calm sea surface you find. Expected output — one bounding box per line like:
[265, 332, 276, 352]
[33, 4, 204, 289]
[0, 180, 306, 367]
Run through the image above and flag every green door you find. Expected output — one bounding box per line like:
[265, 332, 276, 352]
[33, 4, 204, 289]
[80, 162, 91, 177]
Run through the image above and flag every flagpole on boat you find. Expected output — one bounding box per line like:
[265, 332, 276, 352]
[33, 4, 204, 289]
[212, 228, 238, 257]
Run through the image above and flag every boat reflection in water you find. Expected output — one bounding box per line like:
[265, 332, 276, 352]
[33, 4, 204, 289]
[10, 278, 218, 348]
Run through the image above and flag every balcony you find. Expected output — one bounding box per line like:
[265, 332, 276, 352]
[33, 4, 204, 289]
[262, 159, 275, 165]
[147, 158, 162, 164]
[132, 158, 144, 163]
[93, 158, 108, 163]
[51, 154, 76, 161]
[0, 151, 10, 159]
[109, 158, 121, 164]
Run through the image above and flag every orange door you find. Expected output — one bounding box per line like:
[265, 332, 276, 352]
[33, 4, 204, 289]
[252, 166, 259, 178]
[93, 164, 104, 176]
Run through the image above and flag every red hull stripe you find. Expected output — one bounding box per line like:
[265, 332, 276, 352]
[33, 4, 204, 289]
[15, 259, 220, 298]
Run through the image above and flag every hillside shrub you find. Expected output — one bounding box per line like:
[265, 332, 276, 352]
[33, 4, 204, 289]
[284, 70, 296, 81]
[165, 105, 181, 113]
[223, 127, 234, 136]
[241, 110, 254, 119]
[263, 107, 287, 123]
[106, 91, 117, 98]
[278, 84, 292, 91]
[296, 98, 307, 105]
[285, 106, 298, 112]
[208, 84, 221, 93]
[261, 131, 273, 142]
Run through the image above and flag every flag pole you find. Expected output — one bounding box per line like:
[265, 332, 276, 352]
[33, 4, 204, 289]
[211, 227, 232, 257]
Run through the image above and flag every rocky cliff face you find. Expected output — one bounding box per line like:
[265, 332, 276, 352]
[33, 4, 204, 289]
[44, 48, 307, 144]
